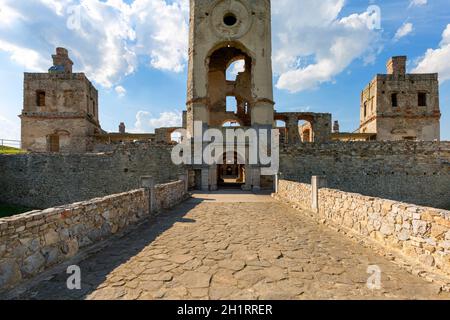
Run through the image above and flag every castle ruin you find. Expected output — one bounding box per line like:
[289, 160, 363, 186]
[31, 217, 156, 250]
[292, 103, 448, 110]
[1, 0, 450, 298]
[359, 56, 441, 141]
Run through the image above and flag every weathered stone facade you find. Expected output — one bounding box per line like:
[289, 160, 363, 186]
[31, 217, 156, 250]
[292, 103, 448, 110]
[0, 143, 184, 209]
[21, 48, 102, 153]
[359, 56, 441, 141]
[275, 112, 332, 144]
[275, 179, 450, 283]
[280, 141, 450, 209]
[0, 189, 149, 290]
[186, 0, 274, 133]
[0, 179, 189, 291]
[3, 141, 450, 211]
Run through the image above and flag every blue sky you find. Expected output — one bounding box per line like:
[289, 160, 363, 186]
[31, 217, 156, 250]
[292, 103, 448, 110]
[0, 0, 449, 141]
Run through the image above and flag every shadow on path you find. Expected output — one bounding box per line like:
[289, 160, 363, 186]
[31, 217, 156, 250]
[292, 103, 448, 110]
[10, 198, 206, 300]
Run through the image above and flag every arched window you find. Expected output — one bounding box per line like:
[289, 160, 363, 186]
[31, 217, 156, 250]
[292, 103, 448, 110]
[276, 120, 286, 128]
[226, 96, 238, 113]
[298, 119, 313, 142]
[223, 121, 241, 127]
[170, 131, 182, 143]
[226, 59, 245, 81]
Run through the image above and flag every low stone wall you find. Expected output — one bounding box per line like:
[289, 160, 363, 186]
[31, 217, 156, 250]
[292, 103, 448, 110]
[0, 189, 149, 290]
[276, 179, 450, 279]
[154, 180, 188, 212]
[278, 180, 312, 210]
[0, 143, 184, 210]
[0, 180, 189, 291]
[280, 141, 450, 209]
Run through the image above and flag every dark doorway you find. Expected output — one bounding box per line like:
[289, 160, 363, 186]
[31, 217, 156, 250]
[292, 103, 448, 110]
[217, 152, 245, 189]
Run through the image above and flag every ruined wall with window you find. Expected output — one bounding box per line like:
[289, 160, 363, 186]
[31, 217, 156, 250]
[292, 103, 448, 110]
[20, 48, 101, 153]
[359, 56, 441, 141]
[275, 112, 332, 144]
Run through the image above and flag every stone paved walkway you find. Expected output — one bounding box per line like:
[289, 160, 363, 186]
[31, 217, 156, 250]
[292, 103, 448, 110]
[14, 192, 450, 300]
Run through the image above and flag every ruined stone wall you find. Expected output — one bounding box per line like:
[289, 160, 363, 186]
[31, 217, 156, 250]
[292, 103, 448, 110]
[359, 72, 440, 141]
[21, 73, 100, 153]
[23, 73, 98, 117]
[0, 180, 190, 291]
[0, 189, 150, 290]
[21, 116, 98, 153]
[0, 144, 184, 209]
[275, 179, 450, 281]
[154, 181, 188, 212]
[280, 141, 450, 209]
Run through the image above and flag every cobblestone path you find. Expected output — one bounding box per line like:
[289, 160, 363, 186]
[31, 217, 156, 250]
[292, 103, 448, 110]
[14, 192, 450, 300]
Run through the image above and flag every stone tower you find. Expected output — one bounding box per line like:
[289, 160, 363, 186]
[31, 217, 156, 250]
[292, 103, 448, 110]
[186, 0, 274, 134]
[359, 56, 440, 141]
[185, 0, 275, 192]
[20, 48, 102, 153]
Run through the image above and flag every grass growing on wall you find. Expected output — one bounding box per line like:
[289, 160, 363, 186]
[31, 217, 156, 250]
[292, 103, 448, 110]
[0, 146, 26, 155]
[0, 204, 34, 218]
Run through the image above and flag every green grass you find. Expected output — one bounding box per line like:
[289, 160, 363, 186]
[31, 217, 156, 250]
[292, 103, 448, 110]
[0, 204, 34, 218]
[0, 146, 26, 155]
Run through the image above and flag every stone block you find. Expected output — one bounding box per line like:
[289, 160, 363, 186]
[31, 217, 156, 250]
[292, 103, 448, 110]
[21, 252, 46, 276]
[397, 229, 410, 241]
[380, 223, 395, 236]
[44, 229, 60, 246]
[412, 220, 429, 236]
[419, 254, 435, 267]
[431, 224, 448, 240]
[0, 259, 22, 289]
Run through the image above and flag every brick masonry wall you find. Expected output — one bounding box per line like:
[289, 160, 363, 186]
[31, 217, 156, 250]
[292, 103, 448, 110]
[0, 180, 189, 291]
[280, 141, 450, 209]
[0, 143, 184, 209]
[276, 179, 450, 280]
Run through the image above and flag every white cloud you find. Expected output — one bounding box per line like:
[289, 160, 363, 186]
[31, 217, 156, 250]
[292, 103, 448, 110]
[0, 114, 20, 141]
[0, 40, 48, 71]
[413, 24, 450, 82]
[115, 85, 127, 97]
[130, 0, 189, 72]
[0, 0, 380, 94]
[409, 0, 427, 7]
[0, 2, 26, 26]
[40, 0, 70, 16]
[132, 110, 182, 133]
[394, 22, 414, 41]
[0, 0, 188, 88]
[273, 1, 381, 93]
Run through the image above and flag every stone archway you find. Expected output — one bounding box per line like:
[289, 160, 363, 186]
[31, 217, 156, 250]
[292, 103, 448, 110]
[206, 42, 254, 128]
